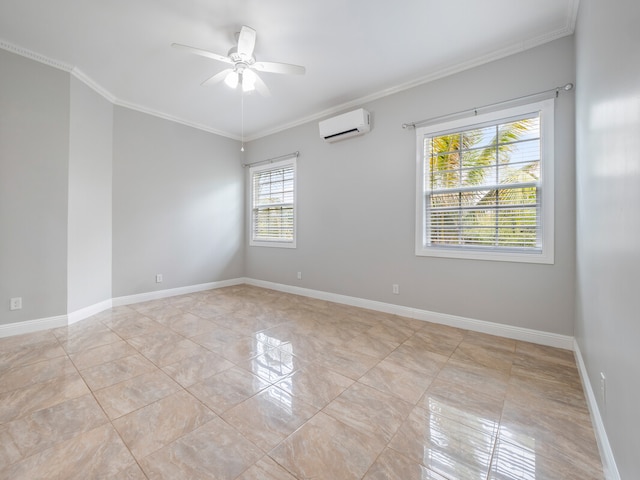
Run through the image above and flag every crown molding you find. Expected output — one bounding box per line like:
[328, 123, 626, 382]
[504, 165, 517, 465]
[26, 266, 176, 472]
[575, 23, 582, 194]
[0, 39, 72, 72]
[246, 24, 577, 141]
[112, 97, 240, 140]
[70, 67, 116, 103]
[3, 8, 578, 144]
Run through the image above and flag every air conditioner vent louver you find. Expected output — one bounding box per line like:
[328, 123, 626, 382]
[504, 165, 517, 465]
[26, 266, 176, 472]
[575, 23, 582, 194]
[319, 109, 370, 143]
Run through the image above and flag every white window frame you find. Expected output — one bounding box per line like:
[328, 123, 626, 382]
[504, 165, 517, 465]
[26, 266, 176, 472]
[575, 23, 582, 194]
[415, 99, 554, 264]
[249, 156, 297, 248]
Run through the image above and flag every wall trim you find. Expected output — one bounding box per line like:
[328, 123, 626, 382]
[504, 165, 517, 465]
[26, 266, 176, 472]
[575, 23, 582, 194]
[112, 278, 245, 307]
[67, 299, 113, 326]
[244, 278, 574, 350]
[574, 340, 621, 480]
[1, 277, 573, 351]
[0, 314, 68, 338]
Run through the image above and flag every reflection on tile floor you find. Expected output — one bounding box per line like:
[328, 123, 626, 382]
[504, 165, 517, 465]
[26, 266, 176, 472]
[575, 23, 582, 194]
[0, 285, 604, 479]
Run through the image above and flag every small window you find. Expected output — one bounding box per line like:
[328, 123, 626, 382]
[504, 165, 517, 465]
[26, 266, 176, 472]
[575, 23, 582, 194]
[415, 99, 554, 263]
[250, 156, 296, 248]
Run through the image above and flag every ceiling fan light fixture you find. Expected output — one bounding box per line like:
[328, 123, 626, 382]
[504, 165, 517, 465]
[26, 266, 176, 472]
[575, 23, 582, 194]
[242, 69, 257, 92]
[224, 71, 239, 89]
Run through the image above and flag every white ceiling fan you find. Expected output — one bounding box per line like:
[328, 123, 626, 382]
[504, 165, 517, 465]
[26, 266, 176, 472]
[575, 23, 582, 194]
[172, 25, 306, 95]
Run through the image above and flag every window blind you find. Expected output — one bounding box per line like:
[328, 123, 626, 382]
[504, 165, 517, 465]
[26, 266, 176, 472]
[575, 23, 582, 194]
[251, 161, 295, 243]
[424, 114, 542, 251]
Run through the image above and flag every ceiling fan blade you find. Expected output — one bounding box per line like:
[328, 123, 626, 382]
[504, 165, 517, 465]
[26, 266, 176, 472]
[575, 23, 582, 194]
[237, 26, 256, 58]
[253, 61, 306, 75]
[171, 43, 233, 64]
[201, 69, 232, 87]
[254, 73, 271, 97]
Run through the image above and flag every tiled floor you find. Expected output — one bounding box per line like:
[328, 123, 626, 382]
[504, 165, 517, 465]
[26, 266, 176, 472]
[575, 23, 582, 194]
[0, 285, 604, 479]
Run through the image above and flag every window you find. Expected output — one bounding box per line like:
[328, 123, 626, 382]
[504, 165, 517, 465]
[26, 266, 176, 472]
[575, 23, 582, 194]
[250, 156, 296, 248]
[415, 99, 554, 263]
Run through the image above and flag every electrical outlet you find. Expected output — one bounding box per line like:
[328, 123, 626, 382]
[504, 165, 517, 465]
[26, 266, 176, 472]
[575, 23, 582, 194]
[392, 284, 399, 295]
[297, 272, 302, 280]
[600, 372, 606, 405]
[10, 297, 22, 310]
[156, 274, 163, 283]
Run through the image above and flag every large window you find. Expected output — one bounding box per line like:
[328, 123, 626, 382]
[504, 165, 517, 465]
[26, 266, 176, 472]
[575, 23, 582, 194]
[416, 99, 554, 263]
[250, 156, 296, 248]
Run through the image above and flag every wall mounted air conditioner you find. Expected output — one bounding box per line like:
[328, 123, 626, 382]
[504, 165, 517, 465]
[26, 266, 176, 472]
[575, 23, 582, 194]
[319, 108, 371, 143]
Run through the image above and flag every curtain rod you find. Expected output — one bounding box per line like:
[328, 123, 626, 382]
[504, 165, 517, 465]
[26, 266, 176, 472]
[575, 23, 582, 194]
[242, 151, 299, 168]
[401, 83, 574, 130]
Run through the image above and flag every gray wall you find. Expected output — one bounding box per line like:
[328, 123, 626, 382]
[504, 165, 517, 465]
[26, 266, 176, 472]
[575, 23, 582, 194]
[0, 49, 70, 324]
[112, 107, 244, 298]
[246, 36, 576, 335]
[575, 1, 640, 477]
[67, 77, 113, 313]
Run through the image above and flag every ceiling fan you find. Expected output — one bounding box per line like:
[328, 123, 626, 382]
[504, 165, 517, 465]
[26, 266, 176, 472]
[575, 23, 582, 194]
[172, 25, 306, 95]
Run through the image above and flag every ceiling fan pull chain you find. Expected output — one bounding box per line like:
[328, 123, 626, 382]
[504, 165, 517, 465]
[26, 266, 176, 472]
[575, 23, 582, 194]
[241, 90, 245, 152]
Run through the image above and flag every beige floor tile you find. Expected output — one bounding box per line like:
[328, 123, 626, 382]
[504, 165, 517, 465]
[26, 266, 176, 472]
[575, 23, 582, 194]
[463, 330, 517, 353]
[269, 411, 383, 480]
[323, 382, 413, 445]
[499, 390, 601, 471]
[385, 343, 448, 377]
[0, 286, 604, 478]
[139, 416, 262, 479]
[489, 436, 605, 480]
[274, 363, 354, 409]
[238, 347, 307, 383]
[0, 372, 89, 423]
[456, 335, 516, 367]
[135, 337, 210, 367]
[3, 394, 107, 462]
[389, 405, 496, 479]
[93, 370, 181, 419]
[0, 335, 66, 371]
[155, 312, 219, 337]
[0, 356, 77, 394]
[420, 377, 504, 428]
[236, 456, 297, 480]
[118, 462, 149, 479]
[187, 301, 231, 319]
[0, 425, 22, 467]
[363, 447, 448, 480]
[68, 339, 138, 370]
[515, 340, 576, 366]
[113, 390, 216, 459]
[218, 312, 279, 336]
[358, 357, 435, 404]
[406, 326, 466, 357]
[79, 353, 157, 390]
[162, 350, 234, 387]
[507, 369, 588, 412]
[0, 424, 137, 480]
[187, 366, 270, 414]
[310, 343, 379, 380]
[58, 329, 122, 354]
[435, 357, 510, 401]
[108, 315, 168, 339]
[222, 385, 318, 451]
[511, 350, 582, 387]
[341, 332, 399, 359]
[366, 322, 414, 343]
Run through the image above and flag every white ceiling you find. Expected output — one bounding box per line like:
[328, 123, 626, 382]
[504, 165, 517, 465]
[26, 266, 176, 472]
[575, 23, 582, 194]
[0, 0, 578, 140]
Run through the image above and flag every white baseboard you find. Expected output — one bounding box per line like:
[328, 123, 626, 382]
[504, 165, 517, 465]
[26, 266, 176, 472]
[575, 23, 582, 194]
[67, 299, 113, 325]
[0, 314, 68, 338]
[245, 278, 574, 350]
[574, 340, 621, 480]
[0, 278, 245, 338]
[0, 277, 573, 351]
[112, 278, 245, 307]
